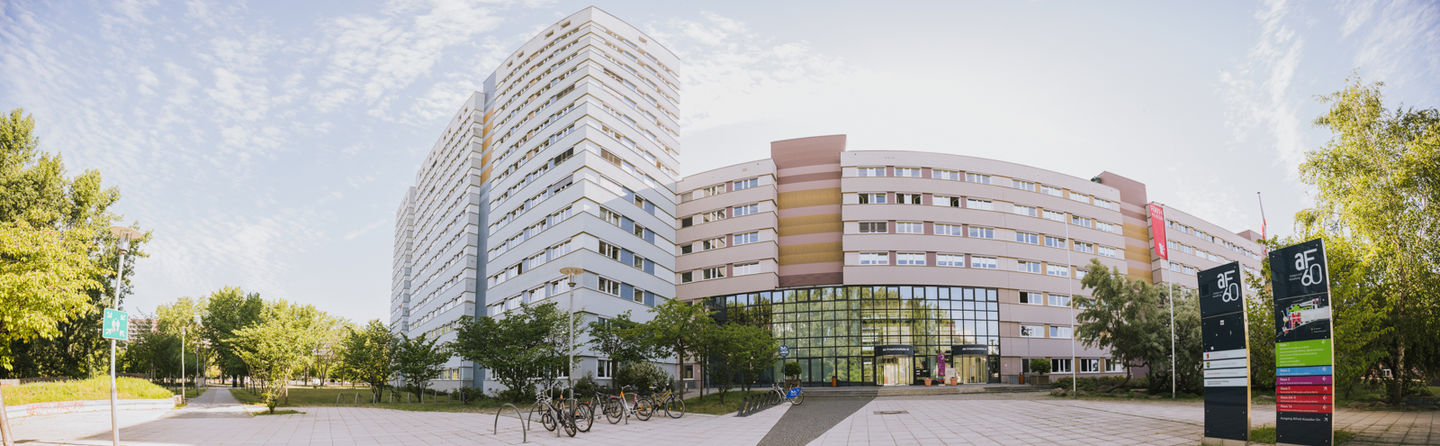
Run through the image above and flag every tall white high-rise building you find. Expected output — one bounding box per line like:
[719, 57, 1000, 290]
[394, 7, 681, 392]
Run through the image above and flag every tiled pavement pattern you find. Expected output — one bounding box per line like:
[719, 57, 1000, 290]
[807, 395, 1439, 445]
[12, 387, 790, 445]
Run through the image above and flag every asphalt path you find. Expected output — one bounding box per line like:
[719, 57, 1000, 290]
[758, 396, 875, 446]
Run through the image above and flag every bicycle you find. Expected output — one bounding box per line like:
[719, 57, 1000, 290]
[771, 383, 803, 406]
[566, 394, 594, 433]
[646, 385, 685, 418]
[529, 386, 578, 437]
[602, 385, 652, 424]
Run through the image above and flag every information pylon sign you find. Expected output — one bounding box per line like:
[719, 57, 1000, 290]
[1269, 238, 1334, 446]
[1199, 261, 1249, 445]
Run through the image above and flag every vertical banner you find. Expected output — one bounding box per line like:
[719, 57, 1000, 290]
[1199, 261, 1248, 443]
[1269, 238, 1334, 446]
[1148, 203, 1169, 260]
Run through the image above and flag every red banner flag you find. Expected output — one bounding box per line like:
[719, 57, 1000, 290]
[1149, 203, 1168, 260]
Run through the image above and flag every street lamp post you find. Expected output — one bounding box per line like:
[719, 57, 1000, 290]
[181, 325, 186, 404]
[107, 226, 142, 446]
[559, 267, 584, 402]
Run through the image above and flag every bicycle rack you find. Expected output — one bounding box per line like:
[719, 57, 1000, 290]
[494, 403, 527, 443]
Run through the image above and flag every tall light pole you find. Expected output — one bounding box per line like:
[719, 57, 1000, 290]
[559, 267, 584, 402]
[181, 325, 186, 404]
[108, 226, 142, 446]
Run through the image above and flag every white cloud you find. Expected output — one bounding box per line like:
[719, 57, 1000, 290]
[344, 218, 391, 241]
[1218, 0, 1307, 181]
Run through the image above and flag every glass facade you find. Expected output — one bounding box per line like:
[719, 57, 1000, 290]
[705, 285, 1001, 386]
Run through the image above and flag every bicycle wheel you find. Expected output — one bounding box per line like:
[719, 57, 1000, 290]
[574, 402, 593, 432]
[604, 400, 622, 424]
[541, 410, 556, 432]
[790, 391, 803, 406]
[633, 399, 652, 421]
[561, 408, 577, 437]
[666, 395, 685, 418]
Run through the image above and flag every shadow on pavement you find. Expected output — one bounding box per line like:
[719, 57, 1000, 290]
[758, 396, 874, 446]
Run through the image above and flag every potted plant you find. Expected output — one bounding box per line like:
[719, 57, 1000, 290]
[783, 361, 802, 388]
[1027, 358, 1051, 386]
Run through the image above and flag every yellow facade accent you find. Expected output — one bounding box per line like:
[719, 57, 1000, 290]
[778, 188, 841, 209]
[778, 242, 844, 265]
[1123, 222, 1150, 241]
[777, 214, 843, 237]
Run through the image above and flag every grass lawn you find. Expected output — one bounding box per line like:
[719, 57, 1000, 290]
[1, 377, 174, 405]
[231, 387, 513, 413]
[1249, 425, 1356, 444]
[683, 390, 770, 415]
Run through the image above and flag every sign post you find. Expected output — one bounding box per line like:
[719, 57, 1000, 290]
[102, 308, 128, 446]
[1148, 203, 1177, 399]
[1199, 261, 1249, 445]
[1270, 238, 1334, 446]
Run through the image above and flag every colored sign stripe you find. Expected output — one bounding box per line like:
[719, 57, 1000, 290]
[1277, 365, 1332, 376]
[1276, 385, 1332, 395]
[1277, 375, 1332, 386]
[1277, 403, 1333, 414]
[1203, 348, 1246, 361]
[1278, 394, 1333, 404]
[1204, 378, 1248, 388]
[1277, 339, 1333, 367]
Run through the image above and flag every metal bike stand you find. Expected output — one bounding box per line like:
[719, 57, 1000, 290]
[494, 403, 527, 443]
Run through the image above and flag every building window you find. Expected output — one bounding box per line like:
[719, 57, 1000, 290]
[935, 223, 963, 236]
[859, 253, 889, 265]
[701, 237, 726, 251]
[597, 359, 615, 378]
[968, 227, 994, 239]
[1074, 242, 1094, 254]
[733, 262, 760, 276]
[599, 278, 620, 296]
[1071, 215, 1093, 228]
[894, 167, 921, 178]
[1049, 294, 1071, 307]
[966, 198, 993, 210]
[895, 222, 923, 234]
[857, 167, 885, 177]
[631, 288, 644, 303]
[599, 241, 621, 260]
[733, 178, 758, 190]
[936, 254, 964, 267]
[1045, 236, 1066, 248]
[1080, 358, 1101, 373]
[1106, 359, 1126, 372]
[1069, 193, 1091, 204]
[966, 173, 991, 184]
[1047, 264, 1070, 277]
[733, 231, 759, 245]
[934, 195, 961, 207]
[1098, 246, 1120, 258]
[1051, 358, 1073, 373]
[680, 271, 693, 283]
[1012, 179, 1036, 191]
[1049, 326, 1073, 339]
[601, 207, 622, 226]
[932, 169, 961, 180]
[733, 203, 759, 217]
[1041, 185, 1064, 197]
[1019, 291, 1041, 305]
[632, 255, 645, 270]
[702, 267, 726, 280]
[896, 193, 922, 204]
[1012, 205, 1037, 217]
[1015, 232, 1039, 244]
[970, 256, 998, 269]
[1018, 261, 1041, 274]
[1021, 325, 1044, 338]
[1043, 210, 1066, 222]
[699, 209, 726, 224]
[858, 193, 887, 204]
[896, 253, 926, 266]
[858, 221, 888, 234]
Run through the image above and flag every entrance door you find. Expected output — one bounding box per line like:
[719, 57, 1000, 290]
[876, 357, 912, 386]
[956, 356, 985, 384]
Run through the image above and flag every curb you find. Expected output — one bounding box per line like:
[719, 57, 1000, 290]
[5, 396, 180, 419]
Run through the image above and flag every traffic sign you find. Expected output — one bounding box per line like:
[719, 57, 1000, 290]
[102, 309, 129, 341]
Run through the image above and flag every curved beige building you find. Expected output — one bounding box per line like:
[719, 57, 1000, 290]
[677, 135, 1263, 385]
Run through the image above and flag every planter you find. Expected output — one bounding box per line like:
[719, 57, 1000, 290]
[924, 378, 932, 386]
[948, 376, 957, 386]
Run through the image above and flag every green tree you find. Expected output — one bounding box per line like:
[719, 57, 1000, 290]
[729, 324, 778, 393]
[202, 287, 263, 386]
[392, 333, 448, 397]
[643, 299, 714, 394]
[587, 311, 651, 366]
[1243, 263, 1277, 390]
[155, 296, 207, 383]
[310, 318, 351, 387]
[337, 320, 395, 401]
[1, 108, 143, 378]
[1074, 259, 1166, 389]
[449, 302, 572, 402]
[1300, 78, 1440, 403]
[230, 300, 325, 413]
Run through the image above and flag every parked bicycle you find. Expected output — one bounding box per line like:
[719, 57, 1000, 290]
[601, 385, 652, 424]
[771, 383, 803, 406]
[529, 385, 579, 437]
[645, 385, 685, 418]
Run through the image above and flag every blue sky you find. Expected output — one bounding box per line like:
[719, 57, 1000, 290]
[3, 0, 1437, 323]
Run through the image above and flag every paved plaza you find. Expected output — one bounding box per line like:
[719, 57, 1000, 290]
[9, 387, 1439, 445]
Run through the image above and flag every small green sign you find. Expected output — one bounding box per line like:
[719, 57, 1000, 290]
[102, 308, 129, 341]
[1276, 338, 1331, 368]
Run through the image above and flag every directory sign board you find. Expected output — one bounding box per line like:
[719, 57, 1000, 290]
[102, 308, 129, 341]
[1198, 261, 1248, 442]
[1269, 238, 1333, 446]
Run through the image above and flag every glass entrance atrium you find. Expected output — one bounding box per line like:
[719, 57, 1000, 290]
[706, 285, 1001, 386]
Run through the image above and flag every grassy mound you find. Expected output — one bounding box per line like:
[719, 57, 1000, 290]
[1, 377, 175, 405]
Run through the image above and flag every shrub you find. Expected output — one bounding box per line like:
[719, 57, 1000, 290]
[616, 361, 669, 391]
[1028, 358, 1051, 375]
[783, 361, 802, 379]
[574, 373, 598, 398]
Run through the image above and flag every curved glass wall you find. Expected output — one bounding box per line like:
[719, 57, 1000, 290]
[705, 285, 1001, 386]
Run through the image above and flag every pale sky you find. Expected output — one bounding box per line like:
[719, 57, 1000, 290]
[3, 0, 1437, 323]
